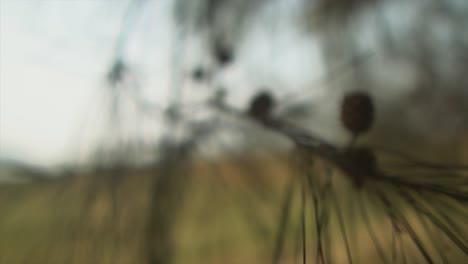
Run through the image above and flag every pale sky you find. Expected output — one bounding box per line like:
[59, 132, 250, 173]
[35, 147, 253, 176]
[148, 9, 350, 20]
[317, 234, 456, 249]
[0, 0, 174, 166]
[0, 0, 326, 167]
[1, 0, 467, 169]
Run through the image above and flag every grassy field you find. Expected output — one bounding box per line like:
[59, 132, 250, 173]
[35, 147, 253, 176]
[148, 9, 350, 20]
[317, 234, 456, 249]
[0, 153, 466, 263]
[0, 156, 294, 264]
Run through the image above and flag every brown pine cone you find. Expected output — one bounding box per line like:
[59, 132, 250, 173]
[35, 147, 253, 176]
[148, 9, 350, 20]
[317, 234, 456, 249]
[192, 67, 206, 81]
[247, 91, 275, 121]
[340, 91, 374, 136]
[213, 42, 233, 66]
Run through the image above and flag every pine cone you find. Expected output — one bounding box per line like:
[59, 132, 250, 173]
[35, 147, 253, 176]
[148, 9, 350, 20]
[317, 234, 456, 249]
[213, 42, 233, 66]
[212, 39, 234, 66]
[340, 91, 374, 136]
[248, 91, 275, 121]
[192, 67, 206, 81]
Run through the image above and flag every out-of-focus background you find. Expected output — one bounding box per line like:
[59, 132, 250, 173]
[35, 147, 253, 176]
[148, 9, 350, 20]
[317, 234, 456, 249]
[1, 0, 467, 263]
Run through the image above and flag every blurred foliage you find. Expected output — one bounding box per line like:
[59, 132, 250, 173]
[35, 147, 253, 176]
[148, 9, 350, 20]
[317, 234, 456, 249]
[2, 0, 468, 264]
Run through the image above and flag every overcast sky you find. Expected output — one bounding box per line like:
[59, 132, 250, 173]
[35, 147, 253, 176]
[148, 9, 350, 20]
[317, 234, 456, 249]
[2, 0, 466, 168]
[0, 0, 327, 167]
[0, 0, 171, 166]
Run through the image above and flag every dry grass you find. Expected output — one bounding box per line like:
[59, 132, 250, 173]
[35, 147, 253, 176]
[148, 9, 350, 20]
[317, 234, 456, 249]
[0, 152, 466, 263]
